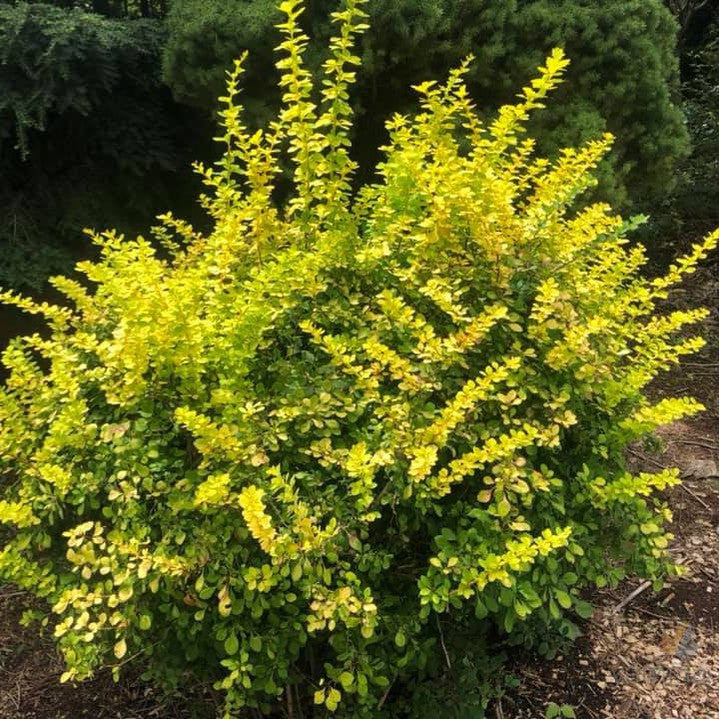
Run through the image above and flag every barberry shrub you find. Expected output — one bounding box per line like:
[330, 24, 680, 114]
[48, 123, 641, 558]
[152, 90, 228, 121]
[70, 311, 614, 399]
[0, 1, 716, 717]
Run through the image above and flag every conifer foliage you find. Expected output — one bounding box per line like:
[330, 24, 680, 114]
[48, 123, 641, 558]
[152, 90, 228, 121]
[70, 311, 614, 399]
[163, 0, 689, 207]
[0, 1, 716, 716]
[0, 2, 194, 291]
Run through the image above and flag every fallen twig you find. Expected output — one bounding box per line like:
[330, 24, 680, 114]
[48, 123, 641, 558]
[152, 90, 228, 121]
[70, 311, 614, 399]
[435, 615, 452, 670]
[612, 580, 652, 614]
[627, 448, 715, 508]
[626, 448, 665, 471]
[680, 482, 712, 510]
[630, 606, 673, 622]
[670, 439, 719, 452]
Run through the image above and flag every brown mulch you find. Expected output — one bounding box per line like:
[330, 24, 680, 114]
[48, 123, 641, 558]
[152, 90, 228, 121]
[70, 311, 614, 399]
[500, 467, 719, 719]
[0, 590, 218, 719]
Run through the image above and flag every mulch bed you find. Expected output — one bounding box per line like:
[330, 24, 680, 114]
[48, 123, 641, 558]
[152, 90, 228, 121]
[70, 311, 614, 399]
[500, 466, 719, 719]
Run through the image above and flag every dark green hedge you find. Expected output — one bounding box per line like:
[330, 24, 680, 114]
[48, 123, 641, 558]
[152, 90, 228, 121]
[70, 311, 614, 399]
[163, 0, 689, 208]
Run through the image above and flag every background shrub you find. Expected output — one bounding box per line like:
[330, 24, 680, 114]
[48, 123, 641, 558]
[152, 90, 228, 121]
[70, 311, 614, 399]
[0, 2, 208, 292]
[672, 14, 719, 232]
[1, 1, 716, 717]
[163, 0, 689, 208]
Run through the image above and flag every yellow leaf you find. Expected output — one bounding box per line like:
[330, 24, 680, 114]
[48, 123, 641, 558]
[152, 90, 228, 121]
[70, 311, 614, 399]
[114, 638, 127, 660]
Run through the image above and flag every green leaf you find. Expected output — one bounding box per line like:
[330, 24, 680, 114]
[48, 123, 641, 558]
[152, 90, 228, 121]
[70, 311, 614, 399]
[113, 638, 127, 660]
[574, 599, 594, 619]
[545, 702, 560, 719]
[394, 630, 406, 648]
[555, 590, 572, 609]
[224, 633, 239, 656]
[326, 687, 341, 711]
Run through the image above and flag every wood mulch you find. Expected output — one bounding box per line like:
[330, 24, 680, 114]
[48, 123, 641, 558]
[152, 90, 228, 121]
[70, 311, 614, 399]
[0, 586, 217, 719]
[499, 464, 719, 719]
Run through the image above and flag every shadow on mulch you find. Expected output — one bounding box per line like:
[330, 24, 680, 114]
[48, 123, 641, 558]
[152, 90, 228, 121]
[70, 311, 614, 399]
[0, 592, 218, 719]
[497, 632, 618, 719]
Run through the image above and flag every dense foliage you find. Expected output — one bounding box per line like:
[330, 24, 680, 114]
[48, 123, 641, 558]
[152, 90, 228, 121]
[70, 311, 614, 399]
[1, 1, 717, 717]
[0, 3, 166, 156]
[163, 0, 689, 207]
[0, 0, 167, 18]
[0, 2, 205, 290]
[668, 8, 719, 232]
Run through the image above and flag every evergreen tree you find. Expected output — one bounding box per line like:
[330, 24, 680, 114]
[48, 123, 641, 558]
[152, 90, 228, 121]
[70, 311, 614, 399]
[0, 2, 207, 291]
[163, 0, 689, 207]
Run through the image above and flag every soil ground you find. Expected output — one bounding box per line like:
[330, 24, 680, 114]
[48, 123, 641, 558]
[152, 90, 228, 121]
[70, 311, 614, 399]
[0, 249, 717, 719]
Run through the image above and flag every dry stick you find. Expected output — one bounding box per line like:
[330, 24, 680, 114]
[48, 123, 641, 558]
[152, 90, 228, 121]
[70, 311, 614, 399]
[669, 439, 719, 452]
[679, 482, 712, 511]
[435, 614, 452, 670]
[612, 580, 652, 613]
[377, 681, 394, 710]
[685, 434, 719, 444]
[294, 684, 304, 719]
[495, 698, 505, 719]
[632, 605, 675, 622]
[627, 448, 665, 471]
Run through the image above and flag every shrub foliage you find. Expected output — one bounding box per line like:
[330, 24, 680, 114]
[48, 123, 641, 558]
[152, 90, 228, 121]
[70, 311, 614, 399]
[0, 1, 716, 716]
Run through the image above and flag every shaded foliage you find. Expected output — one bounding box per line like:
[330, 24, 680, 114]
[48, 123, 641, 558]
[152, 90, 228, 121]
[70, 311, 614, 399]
[163, 0, 689, 208]
[665, 0, 719, 53]
[673, 22, 719, 229]
[0, 0, 168, 18]
[0, 2, 209, 291]
[0, 3, 168, 158]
